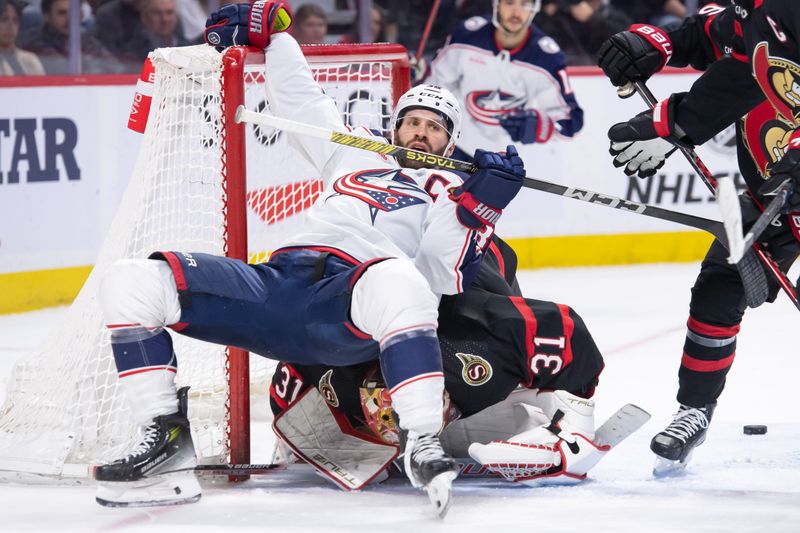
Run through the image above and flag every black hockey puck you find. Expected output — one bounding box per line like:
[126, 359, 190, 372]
[743, 425, 767, 435]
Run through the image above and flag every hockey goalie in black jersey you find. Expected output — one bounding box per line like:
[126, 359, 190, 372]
[268, 235, 611, 489]
[598, 0, 800, 474]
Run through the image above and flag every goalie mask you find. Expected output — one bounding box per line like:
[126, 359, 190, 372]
[391, 84, 462, 154]
[492, 0, 540, 31]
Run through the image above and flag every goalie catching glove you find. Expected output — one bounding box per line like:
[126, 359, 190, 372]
[468, 390, 609, 485]
[450, 145, 525, 229]
[759, 130, 800, 213]
[607, 94, 693, 179]
[204, 1, 292, 50]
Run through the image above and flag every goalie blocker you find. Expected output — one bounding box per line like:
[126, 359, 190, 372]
[268, 236, 615, 486]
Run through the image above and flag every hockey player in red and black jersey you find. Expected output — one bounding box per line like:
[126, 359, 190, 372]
[597, 0, 800, 474]
[269, 235, 609, 489]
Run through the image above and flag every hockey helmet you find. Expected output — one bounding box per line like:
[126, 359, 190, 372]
[492, 0, 540, 31]
[391, 84, 462, 154]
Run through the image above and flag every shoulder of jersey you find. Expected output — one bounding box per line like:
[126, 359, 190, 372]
[450, 16, 494, 45]
[530, 25, 562, 55]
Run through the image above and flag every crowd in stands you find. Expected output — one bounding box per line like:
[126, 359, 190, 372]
[0, 0, 731, 77]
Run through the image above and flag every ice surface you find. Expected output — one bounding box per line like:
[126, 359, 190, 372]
[0, 263, 798, 532]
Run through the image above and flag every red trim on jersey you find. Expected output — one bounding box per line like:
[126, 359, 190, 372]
[681, 352, 735, 372]
[348, 257, 390, 290]
[509, 296, 538, 386]
[344, 321, 373, 340]
[653, 99, 672, 138]
[119, 365, 177, 378]
[495, 27, 533, 56]
[170, 322, 189, 332]
[687, 317, 740, 338]
[704, 15, 723, 60]
[488, 240, 505, 278]
[270, 246, 361, 266]
[556, 304, 574, 368]
[106, 323, 142, 329]
[158, 251, 188, 291]
[389, 371, 444, 395]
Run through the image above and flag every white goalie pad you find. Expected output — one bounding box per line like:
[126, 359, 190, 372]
[272, 388, 399, 491]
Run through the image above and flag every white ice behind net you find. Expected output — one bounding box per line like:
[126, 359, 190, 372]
[0, 44, 401, 481]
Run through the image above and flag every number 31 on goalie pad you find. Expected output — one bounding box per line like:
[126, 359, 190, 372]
[272, 388, 398, 490]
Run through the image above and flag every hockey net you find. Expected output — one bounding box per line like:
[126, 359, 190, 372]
[0, 44, 409, 481]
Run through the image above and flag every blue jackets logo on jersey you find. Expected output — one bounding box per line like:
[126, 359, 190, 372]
[332, 169, 427, 223]
[465, 90, 527, 125]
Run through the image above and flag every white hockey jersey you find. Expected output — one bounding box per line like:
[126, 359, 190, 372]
[426, 16, 583, 158]
[262, 33, 491, 296]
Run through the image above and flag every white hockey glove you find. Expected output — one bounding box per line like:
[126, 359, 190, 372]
[468, 391, 608, 485]
[610, 137, 676, 179]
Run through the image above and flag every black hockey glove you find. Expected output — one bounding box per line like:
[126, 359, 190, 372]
[598, 25, 673, 87]
[759, 133, 800, 212]
[607, 95, 691, 179]
[450, 146, 525, 229]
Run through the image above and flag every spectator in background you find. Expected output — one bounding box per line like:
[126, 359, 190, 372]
[119, 0, 189, 69]
[92, 0, 143, 56]
[22, 0, 117, 74]
[0, 0, 44, 75]
[426, 0, 583, 162]
[292, 3, 327, 45]
[535, 0, 630, 66]
[609, 0, 686, 27]
[339, 4, 386, 43]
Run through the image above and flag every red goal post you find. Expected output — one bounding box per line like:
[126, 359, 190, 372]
[0, 43, 410, 481]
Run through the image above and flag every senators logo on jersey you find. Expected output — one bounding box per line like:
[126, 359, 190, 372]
[455, 352, 493, 386]
[318, 369, 340, 407]
[752, 42, 800, 126]
[741, 99, 795, 177]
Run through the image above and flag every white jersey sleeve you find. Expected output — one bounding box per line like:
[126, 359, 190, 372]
[262, 33, 386, 181]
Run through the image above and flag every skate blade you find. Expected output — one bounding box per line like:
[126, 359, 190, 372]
[425, 470, 457, 519]
[652, 453, 691, 478]
[96, 472, 202, 507]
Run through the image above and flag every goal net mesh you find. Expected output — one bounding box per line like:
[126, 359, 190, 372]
[0, 43, 408, 481]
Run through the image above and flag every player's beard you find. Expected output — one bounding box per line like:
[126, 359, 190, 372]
[398, 139, 444, 169]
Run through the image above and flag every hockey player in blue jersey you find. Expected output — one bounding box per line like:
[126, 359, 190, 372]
[426, 0, 584, 162]
[90, 1, 525, 517]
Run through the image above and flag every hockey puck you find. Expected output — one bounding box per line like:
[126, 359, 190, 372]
[743, 425, 767, 435]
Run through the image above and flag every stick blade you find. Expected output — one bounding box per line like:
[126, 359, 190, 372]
[716, 178, 746, 262]
[594, 404, 651, 448]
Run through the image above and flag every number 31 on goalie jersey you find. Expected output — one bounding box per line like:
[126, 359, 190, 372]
[529, 335, 567, 375]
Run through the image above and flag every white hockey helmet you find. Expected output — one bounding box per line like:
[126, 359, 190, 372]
[492, 0, 540, 31]
[391, 84, 462, 154]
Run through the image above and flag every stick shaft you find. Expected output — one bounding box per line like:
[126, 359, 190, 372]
[236, 106, 727, 239]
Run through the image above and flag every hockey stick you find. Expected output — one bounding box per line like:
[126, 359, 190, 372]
[740, 180, 794, 256]
[416, 0, 442, 62]
[235, 107, 733, 244]
[618, 80, 788, 309]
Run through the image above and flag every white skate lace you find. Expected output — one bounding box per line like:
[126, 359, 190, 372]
[410, 434, 446, 463]
[124, 423, 161, 460]
[662, 407, 709, 443]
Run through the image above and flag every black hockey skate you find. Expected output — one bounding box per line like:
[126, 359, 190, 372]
[94, 387, 201, 507]
[403, 431, 459, 518]
[650, 402, 716, 476]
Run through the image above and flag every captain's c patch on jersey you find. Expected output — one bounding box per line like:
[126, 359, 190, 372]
[455, 352, 493, 386]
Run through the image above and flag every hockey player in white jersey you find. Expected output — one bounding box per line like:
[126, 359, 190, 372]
[91, 1, 524, 517]
[426, 0, 584, 163]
